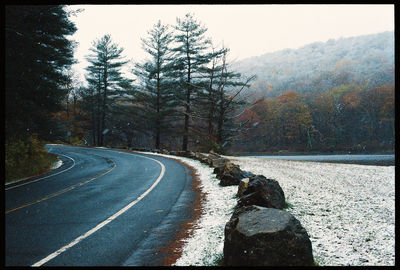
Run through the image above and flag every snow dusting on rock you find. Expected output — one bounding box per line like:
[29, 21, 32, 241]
[226, 156, 395, 266]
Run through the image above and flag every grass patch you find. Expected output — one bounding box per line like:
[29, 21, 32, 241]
[210, 253, 224, 266]
[313, 255, 327, 266]
[5, 134, 58, 183]
[283, 201, 294, 209]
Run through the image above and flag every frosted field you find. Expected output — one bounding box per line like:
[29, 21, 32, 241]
[227, 156, 395, 266]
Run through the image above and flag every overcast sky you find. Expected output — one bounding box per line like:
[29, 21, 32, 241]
[67, 4, 394, 82]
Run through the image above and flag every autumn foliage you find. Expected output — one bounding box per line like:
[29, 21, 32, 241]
[234, 84, 394, 153]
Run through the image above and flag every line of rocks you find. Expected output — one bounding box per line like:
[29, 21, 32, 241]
[178, 150, 314, 266]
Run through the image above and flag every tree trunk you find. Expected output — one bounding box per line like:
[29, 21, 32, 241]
[100, 66, 108, 146]
[156, 68, 161, 150]
[182, 43, 191, 152]
[208, 106, 214, 138]
[216, 109, 224, 145]
[183, 103, 189, 151]
[208, 63, 215, 142]
[91, 103, 96, 145]
[96, 71, 102, 146]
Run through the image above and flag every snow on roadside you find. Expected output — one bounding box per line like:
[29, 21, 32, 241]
[226, 156, 395, 266]
[50, 159, 63, 170]
[171, 157, 237, 266]
[135, 151, 237, 266]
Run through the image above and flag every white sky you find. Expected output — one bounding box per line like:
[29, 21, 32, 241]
[67, 4, 394, 83]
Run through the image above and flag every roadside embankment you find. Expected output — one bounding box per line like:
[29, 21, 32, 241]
[5, 138, 60, 184]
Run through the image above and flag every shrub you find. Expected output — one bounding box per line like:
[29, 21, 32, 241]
[5, 134, 57, 183]
[70, 136, 82, 145]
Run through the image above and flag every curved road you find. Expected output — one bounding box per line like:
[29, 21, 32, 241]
[5, 145, 195, 266]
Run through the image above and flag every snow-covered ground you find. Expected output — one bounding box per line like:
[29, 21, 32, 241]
[169, 156, 237, 266]
[226, 156, 395, 266]
[132, 151, 395, 266]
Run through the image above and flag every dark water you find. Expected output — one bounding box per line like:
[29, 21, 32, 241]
[244, 154, 395, 166]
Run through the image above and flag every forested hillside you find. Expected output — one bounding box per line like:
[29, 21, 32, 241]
[232, 31, 394, 101]
[228, 32, 394, 154]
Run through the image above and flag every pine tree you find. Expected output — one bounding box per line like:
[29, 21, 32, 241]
[193, 43, 228, 151]
[212, 49, 255, 152]
[5, 5, 77, 142]
[172, 13, 212, 151]
[85, 34, 132, 146]
[133, 20, 176, 150]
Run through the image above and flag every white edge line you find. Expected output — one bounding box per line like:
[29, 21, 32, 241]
[31, 152, 166, 267]
[5, 154, 76, 191]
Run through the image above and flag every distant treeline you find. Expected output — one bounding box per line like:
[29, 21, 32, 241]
[233, 31, 394, 102]
[231, 83, 394, 154]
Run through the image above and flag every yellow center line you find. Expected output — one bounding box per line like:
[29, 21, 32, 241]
[5, 154, 116, 215]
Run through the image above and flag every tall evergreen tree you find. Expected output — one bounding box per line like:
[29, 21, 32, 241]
[172, 13, 212, 151]
[193, 43, 228, 150]
[211, 48, 255, 152]
[133, 20, 176, 150]
[85, 34, 132, 146]
[5, 5, 77, 142]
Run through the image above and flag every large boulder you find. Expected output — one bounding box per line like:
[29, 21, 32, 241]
[160, 149, 170, 155]
[216, 163, 255, 186]
[224, 205, 314, 266]
[213, 163, 228, 176]
[210, 157, 229, 168]
[176, 151, 187, 157]
[237, 178, 250, 197]
[194, 152, 209, 164]
[206, 153, 221, 166]
[241, 170, 255, 179]
[218, 163, 244, 186]
[238, 175, 285, 209]
[186, 151, 196, 158]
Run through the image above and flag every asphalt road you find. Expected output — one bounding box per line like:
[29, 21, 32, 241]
[5, 145, 195, 266]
